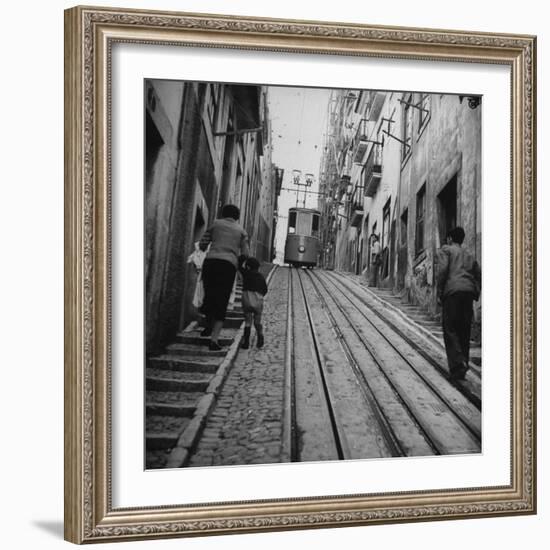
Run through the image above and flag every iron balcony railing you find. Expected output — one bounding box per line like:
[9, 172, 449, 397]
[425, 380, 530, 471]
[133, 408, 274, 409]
[352, 118, 369, 164]
[364, 143, 383, 197]
[349, 202, 364, 227]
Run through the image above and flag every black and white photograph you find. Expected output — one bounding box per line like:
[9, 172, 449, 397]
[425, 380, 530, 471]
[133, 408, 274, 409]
[144, 80, 482, 470]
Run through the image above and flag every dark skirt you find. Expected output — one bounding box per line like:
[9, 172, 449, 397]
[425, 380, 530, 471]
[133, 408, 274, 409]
[201, 258, 236, 321]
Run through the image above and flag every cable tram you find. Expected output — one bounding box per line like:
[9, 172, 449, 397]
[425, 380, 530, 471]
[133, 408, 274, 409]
[284, 207, 321, 268]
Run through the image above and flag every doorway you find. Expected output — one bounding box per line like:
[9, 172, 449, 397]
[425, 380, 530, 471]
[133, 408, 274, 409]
[397, 208, 408, 288]
[437, 174, 458, 246]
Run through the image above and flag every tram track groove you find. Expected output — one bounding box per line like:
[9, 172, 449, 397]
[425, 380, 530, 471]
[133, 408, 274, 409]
[292, 268, 407, 460]
[303, 270, 438, 457]
[326, 271, 482, 399]
[281, 266, 296, 462]
[299, 270, 407, 458]
[308, 269, 481, 455]
[294, 268, 347, 460]
[286, 267, 340, 462]
[319, 271, 482, 439]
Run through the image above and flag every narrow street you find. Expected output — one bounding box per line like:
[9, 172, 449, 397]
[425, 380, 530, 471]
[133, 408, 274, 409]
[146, 265, 481, 469]
[144, 83, 484, 471]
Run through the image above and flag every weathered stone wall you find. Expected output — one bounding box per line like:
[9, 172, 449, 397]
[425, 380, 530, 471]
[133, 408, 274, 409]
[146, 83, 212, 353]
[146, 83, 277, 353]
[395, 94, 481, 322]
[319, 89, 481, 341]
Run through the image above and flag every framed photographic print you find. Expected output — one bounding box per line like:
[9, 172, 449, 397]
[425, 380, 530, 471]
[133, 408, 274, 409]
[64, 5, 536, 544]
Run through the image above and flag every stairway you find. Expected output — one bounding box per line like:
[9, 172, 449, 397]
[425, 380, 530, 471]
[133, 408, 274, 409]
[366, 286, 481, 367]
[145, 285, 244, 469]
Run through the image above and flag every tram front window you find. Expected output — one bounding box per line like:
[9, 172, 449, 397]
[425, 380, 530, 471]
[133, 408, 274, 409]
[288, 211, 296, 234]
[312, 214, 319, 238]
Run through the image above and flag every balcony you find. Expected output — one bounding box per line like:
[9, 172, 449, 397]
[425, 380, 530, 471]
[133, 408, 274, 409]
[352, 119, 370, 164]
[337, 148, 352, 178]
[350, 204, 364, 227]
[337, 175, 351, 202]
[364, 143, 383, 197]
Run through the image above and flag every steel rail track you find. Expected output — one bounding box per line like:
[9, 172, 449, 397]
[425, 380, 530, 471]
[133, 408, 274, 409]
[327, 271, 483, 385]
[303, 269, 442, 456]
[292, 267, 345, 460]
[297, 269, 409, 457]
[312, 270, 481, 449]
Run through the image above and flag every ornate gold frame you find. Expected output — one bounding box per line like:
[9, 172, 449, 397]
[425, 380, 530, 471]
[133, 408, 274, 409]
[64, 5, 537, 544]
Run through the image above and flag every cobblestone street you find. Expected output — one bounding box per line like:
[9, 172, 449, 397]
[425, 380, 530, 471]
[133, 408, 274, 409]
[188, 267, 288, 466]
[186, 265, 481, 467]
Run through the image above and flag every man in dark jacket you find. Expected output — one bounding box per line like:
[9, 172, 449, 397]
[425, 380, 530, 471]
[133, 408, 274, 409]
[436, 227, 481, 381]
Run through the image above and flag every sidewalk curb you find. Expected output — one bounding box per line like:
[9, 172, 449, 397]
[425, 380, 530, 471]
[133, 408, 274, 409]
[165, 265, 278, 468]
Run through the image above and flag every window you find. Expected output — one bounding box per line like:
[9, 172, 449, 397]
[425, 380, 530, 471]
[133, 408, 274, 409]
[437, 175, 457, 246]
[288, 211, 296, 234]
[297, 211, 311, 236]
[382, 199, 391, 251]
[363, 214, 369, 271]
[415, 184, 426, 255]
[369, 221, 378, 266]
[382, 199, 391, 278]
[312, 214, 320, 237]
[401, 93, 412, 161]
[400, 209, 408, 246]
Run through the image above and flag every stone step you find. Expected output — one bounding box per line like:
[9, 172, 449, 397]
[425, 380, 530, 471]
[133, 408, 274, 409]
[407, 314, 433, 323]
[196, 318, 242, 329]
[146, 432, 179, 450]
[429, 330, 477, 346]
[175, 334, 234, 347]
[416, 320, 441, 328]
[146, 449, 172, 469]
[183, 328, 236, 338]
[226, 313, 243, 321]
[147, 367, 213, 381]
[146, 402, 197, 417]
[146, 390, 202, 407]
[165, 343, 227, 357]
[226, 312, 243, 319]
[223, 317, 243, 329]
[378, 295, 401, 302]
[146, 413, 191, 436]
[146, 373, 212, 392]
[148, 355, 220, 374]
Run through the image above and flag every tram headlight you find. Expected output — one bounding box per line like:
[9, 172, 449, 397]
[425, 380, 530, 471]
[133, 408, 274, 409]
[298, 245, 305, 253]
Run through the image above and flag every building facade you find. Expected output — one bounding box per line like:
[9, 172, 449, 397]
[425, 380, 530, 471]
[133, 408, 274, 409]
[319, 88, 482, 326]
[145, 81, 280, 353]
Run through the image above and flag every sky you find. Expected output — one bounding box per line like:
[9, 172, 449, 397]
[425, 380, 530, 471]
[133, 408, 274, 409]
[266, 86, 332, 262]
